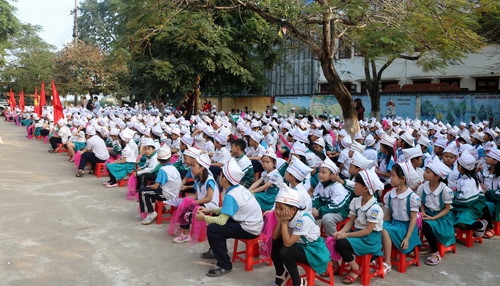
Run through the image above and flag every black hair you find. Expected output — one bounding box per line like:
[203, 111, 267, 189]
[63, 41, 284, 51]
[426, 166, 449, 185]
[492, 161, 500, 177]
[354, 173, 366, 186]
[158, 157, 171, 164]
[309, 144, 326, 161]
[392, 163, 406, 179]
[380, 143, 393, 166]
[232, 138, 247, 151]
[458, 163, 481, 188]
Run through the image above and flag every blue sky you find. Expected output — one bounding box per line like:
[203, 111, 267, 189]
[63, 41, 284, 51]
[10, 0, 75, 50]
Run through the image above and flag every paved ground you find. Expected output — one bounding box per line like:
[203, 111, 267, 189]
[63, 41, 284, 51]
[0, 118, 499, 286]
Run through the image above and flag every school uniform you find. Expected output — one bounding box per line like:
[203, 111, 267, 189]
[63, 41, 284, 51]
[312, 181, 350, 236]
[107, 144, 137, 180]
[254, 169, 284, 211]
[451, 176, 485, 225]
[479, 168, 500, 221]
[417, 182, 456, 246]
[383, 188, 422, 254]
[346, 196, 384, 256]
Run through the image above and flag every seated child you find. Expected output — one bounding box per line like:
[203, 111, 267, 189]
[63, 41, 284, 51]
[285, 156, 314, 214]
[271, 185, 330, 286]
[479, 148, 500, 238]
[249, 150, 284, 211]
[381, 162, 422, 274]
[331, 167, 384, 284]
[312, 157, 350, 237]
[417, 157, 455, 266]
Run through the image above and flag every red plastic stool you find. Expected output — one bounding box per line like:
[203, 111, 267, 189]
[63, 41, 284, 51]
[232, 235, 273, 271]
[494, 221, 500, 236]
[94, 162, 109, 178]
[286, 261, 335, 286]
[455, 228, 483, 248]
[390, 246, 420, 273]
[155, 201, 177, 225]
[420, 232, 456, 258]
[57, 143, 69, 154]
[339, 255, 384, 286]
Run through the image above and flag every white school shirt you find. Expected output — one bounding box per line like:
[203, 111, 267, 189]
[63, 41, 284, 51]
[245, 144, 266, 157]
[338, 149, 351, 178]
[416, 182, 454, 212]
[289, 211, 320, 243]
[194, 175, 219, 209]
[221, 184, 263, 235]
[294, 183, 313, 215]
[383, 188, 421, 221]
[447, 163, 460, 190]
[121, 144, 137, 163]
[349, 196, 384, 231]
[86, 135, 110, 161]
[57, 125, 72, 144]
[202, 140, 215, 155]
[157, 164, 182, 200]
[212, 147, 231, 165]
[262, 169, 284, 187]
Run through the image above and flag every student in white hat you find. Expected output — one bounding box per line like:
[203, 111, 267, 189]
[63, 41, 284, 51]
[104, 129, 140, 188]
[330, 167, 385, 284]
[48, 118, 71, 153]
[76, 126, 110, 177]
[172, 153, 219, 243]
[271, 184, 330, 286]
[396, 132, 415, 163]
[478, 148, 500, 238]
[312, 157, 350, 237]
[245, 132, 266, 179]
[133, 138, 160, 191]
[442, 145, 460, 190]
[195, 158, 263, 277]
[139, 146, 182, 225]
[451, 150, 487, 237]
[209, 132, 231, 179]
[230, 138, 255, 189]
[249, 149, 284, 211]
[285, 156, 314, 214]
[376, 135, 397, 186]
[403, 146, 424, 190]
[381, 162, 422, 274]
[417, 157, 455, 266]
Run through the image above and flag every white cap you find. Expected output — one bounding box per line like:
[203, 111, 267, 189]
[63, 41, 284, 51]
[262, 149, 277, 161]
[157, 146, 172, 160]
[458, 150, 476, 171]
[380, 135, 396, 147]
[350, 141, 366, 154]
[358, 167, 384, 195]
[286, 156, 313, 181]
[403, 146, 423, 161]
[119, 128, 134, 142]
[341, 136, 352, 149]
[222, 158, 244, 185]
[291, 141, 307, 157]
[195, 153, 211, 169]
[86, 126, 96, 136]
[320, 157, 340, 173]
[275, 184, 301, 208]
[214, 132, 228, 146]
[249, 132, 263, 143]
[364, 134, 375, 147]
[433, 139, 447, 149]
[181, 134, 194, 147]
[443, 145, 459, 156]
[400, 132, 415, 147]
[314, 137, 325, 148]
[471, 132, 484, 142]
[487, 148, 500, 161]
[184, 146, 201, 159]
[398, 162, 417, 185]
[351, 151, 375, 170]
[426, 156, 452, 179]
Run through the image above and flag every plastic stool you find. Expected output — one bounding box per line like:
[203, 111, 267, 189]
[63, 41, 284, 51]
[494, 221, 500, 236]
[232, 235, 273, 271]
[57, 143, 68, 153]
[420, 232, 456, 258]
[455, 228, 483, 248]
[286, 261, 334, 286]
[155, 201, 177, 225]
[94, 162, 109, 178]
[390, 246, 420, 273]
[339, 255, 385, 286]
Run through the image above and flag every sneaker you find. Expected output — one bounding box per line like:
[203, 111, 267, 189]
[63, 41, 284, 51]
[173, 234, 191, 243]
[474, 219, 488, 237]
[140, 212, 157, 225]
[383, 262, 392, 275]
[105, 183, 118, 188]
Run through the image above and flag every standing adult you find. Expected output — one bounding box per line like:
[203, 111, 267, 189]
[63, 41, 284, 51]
[355, 98, 365, 121]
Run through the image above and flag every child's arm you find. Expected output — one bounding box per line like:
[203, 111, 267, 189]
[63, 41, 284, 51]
[248, 178, 264, 191]
[401, 211, 417, 250]
[195, 186, 214, 205]
[251, 181, 273, 194]
[340, 221, 376, 239]
[383, 207, 391, 222]
[423, 203, 451, 220]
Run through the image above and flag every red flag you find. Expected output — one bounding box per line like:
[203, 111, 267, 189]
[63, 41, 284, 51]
[19, 90, 25, 112]
[9, 88, 16, 111]
[51, 80, 63, 124]
[34, 86, 41, 118]
[40, 81, 46, 108]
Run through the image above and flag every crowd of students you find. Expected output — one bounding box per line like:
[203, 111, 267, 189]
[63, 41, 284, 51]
[4, 103, 500, 286]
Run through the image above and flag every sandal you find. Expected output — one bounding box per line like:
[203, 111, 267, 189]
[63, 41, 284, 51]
[425, 253, 442, 266]
[75, 170, 84, 177]
[201, 249, 216, 259]
[274, 270, 290, 286]
[474, 219, 488, 237]
[484, 229, 495, 239]
[206, 266, 232, 277]
[342, 268, 361, 285]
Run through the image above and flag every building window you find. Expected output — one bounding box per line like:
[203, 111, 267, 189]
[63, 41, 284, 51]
[320, 84, 334, 94]
[343, 82, 357, 93]
[412, 79, 432, 85]
[439, 78, 460, 87]
[381, 81, 399, 91]
[476, 77, 499, 91]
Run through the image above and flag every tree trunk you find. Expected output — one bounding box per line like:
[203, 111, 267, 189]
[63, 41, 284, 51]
[320, 59, 359, 137]
[369, 87, 381, 120]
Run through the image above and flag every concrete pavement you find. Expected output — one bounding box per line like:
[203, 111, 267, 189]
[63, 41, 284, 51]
[0, 119, 498, 286]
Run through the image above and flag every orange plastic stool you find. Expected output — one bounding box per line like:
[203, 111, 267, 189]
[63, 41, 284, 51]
[455, 228, 483, 248]
[232, 235, 273, 271]
[286, 261, 335, 286]
[94, 162, 109, 178]
[57, 143, 69, 154]
[155, 201, 177, 225]
[339, 255, 385, 286]
[390, 246, 420, 273]
[494, 221, 500, 236]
